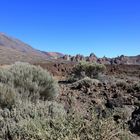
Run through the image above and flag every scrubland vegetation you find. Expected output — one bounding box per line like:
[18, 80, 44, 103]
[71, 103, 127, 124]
[69, 62, 106, 82]
[0, 62, 136, 139]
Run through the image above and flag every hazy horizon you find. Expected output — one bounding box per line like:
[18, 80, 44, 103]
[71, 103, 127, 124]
[0, 0, 140, 57]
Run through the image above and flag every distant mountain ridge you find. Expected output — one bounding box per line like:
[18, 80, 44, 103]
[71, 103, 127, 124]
[0, 33, 63, 64]
[0, 33, 139, 65]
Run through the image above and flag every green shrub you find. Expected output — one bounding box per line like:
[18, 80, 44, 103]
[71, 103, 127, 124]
[0, 105, 131, 140]
[71, 62, 106, 81]
[0, 101, 66, 140]
[132, 83, 140, 92]
[0, 83, 16, 109]
[127, 82, 140, 93]
[116, 79, 128, 89]
[0, 62, 59, 102]
[0, 68, 13, 86]
[72, 77, 101, 89]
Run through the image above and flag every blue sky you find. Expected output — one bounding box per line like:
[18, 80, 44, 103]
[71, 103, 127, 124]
[0, 0, 140, 57]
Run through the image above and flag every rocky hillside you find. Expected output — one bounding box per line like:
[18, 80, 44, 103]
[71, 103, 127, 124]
[0, 33, 64, 64]
[60, 53, 140, 65]
[41, 51, 64, 59]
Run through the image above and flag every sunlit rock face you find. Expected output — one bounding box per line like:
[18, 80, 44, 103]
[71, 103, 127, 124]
[60, 52, 140, 65]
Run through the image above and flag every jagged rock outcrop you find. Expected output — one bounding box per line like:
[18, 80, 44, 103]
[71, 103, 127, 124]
[60, 53, 140, 65]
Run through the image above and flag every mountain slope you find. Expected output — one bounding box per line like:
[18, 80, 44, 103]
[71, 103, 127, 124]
[42, 51, 64, 59]
[0, 33, 49, 64]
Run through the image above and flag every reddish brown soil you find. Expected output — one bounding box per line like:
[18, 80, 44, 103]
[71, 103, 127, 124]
[106, 64, 140, 77]
[34, 62, 140, 79]
[34, 62, 75, 77]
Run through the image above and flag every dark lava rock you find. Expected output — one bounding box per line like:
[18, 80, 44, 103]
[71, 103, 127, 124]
[113, 115, 122, 123]
[128, 107, 140, 135]
[105, 98, 123, 109]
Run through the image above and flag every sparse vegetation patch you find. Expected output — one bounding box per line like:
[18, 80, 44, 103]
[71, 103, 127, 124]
[70, 61, 106, 82]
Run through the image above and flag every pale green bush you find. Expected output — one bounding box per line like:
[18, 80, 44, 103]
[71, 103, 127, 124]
[71, 62, 106, 81]
[0, 101, 66, 140]
[116, 79, 128, 89]
[3, 62, 60, 101]
[0, 83, 16, 109]
[72, 77, 101, 89]
[0, 68, 13, 86]
[132, 83, 140, 92]
[0, 105, 131, 140]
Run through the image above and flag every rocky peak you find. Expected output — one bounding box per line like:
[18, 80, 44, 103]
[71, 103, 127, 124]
[60, 53, 140, 65]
